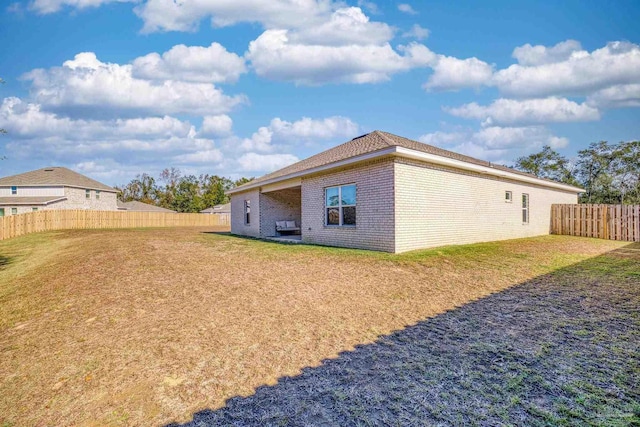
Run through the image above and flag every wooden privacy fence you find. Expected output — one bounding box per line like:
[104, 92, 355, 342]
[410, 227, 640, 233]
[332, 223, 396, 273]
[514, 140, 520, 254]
[0, 209, 230, 241]
[551, 204, 640, 242]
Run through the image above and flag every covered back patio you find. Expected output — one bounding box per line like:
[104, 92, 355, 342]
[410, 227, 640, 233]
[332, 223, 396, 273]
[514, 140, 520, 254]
[259, 182, 302, 240]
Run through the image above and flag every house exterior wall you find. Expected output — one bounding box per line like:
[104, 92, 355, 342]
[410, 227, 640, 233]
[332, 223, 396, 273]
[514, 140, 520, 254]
[0, 186, 64, 197]
[230, 189, 261, 237]
[0, 187, 118, 215]
[301, 158, 395, 252]
[259, 187, 302, 237]
[394, 158, 579, 253]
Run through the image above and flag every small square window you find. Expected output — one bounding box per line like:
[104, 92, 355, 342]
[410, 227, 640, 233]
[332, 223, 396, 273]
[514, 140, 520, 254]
[11, 186, 17, 195]
[86, 189, 91, 199]
[505, 191, 512, 202]
[11, 207, 17, 215]
[32, 207, 38, 212]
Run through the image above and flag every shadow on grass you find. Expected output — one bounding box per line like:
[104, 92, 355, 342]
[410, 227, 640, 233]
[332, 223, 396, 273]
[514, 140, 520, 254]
[169, 244, 640, 427]
[0, 255, 12, 270]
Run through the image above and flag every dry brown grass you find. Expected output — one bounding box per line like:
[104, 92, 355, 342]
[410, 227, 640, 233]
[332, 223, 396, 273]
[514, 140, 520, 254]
[0, 227, 628, 426]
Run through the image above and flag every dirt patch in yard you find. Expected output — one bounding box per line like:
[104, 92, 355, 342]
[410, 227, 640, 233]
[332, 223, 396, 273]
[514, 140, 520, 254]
[0, 228, 634, 426]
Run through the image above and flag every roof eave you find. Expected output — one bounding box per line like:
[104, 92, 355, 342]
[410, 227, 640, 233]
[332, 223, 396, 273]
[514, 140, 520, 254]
[226, 146, 585, 196]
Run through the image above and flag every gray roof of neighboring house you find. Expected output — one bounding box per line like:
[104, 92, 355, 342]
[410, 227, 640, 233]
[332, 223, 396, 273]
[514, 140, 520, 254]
[229, 130, 581, 194]
[0, 167, 117, 192]
[116, 200, 176, 213]
[0, 196, 67, 206]
[200, 203, 230, 214]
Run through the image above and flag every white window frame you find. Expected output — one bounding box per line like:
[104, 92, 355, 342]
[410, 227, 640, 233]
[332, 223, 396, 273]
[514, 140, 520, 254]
[11, 186, 17, 195]
[325, 184, 356, 227]
[244, 200, 251, 225]
[522, 193, 529, 224]
[11, 207, 17, 215]
[96, 190, 100, 200]
[86, 189, 91, 199]
[32, 207, 38, 212]
[505, 191, 512, 203]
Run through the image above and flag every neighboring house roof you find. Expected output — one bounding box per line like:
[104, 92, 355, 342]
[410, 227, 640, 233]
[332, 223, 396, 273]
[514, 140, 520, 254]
[227, 130, 584, 195]
[116, 200, 176, 213]
[0, 196, 67, 206]
[0, 167, 117, 192]
[200, 203, 230, 214]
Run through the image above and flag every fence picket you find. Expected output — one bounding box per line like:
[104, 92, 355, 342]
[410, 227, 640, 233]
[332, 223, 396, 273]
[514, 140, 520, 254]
[0, 210, 229, 241]
[551, 204, 640, 242]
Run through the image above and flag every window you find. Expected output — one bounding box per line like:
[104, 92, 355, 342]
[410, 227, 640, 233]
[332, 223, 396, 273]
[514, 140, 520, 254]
[11, 207, 17, 215]
[244, 200, 251, 225]
[96, 190, 100, 200]
[11, 186, 17, 195]
[522, 194, 529, 224]
[0, 208, 4, 217]
[86, 189, 91, 199]
[32, 207, 38, 212]
[505, 191, 512, 203]
[325, 184, 356, 226]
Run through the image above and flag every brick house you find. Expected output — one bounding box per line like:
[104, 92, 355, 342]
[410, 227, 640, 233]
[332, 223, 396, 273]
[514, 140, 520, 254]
[227, 131, 583, 253]
[0, 167, 118, 215]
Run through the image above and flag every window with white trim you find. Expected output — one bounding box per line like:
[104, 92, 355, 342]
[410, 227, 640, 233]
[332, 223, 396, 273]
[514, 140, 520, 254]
[11, 186, 17, 195]
[505, 191, 512, 202]
[522, 194, 529, 224]
[11, 207, 17, 215]
[86, 189, 91, 199]
[244, 200, 251, 225]
[32, 207, 38, 212]
[325, 184, 356, 226]
[96, 190, 100, 200]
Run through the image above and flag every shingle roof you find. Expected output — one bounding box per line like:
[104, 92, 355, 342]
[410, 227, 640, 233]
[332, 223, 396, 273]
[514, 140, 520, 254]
[0, 196, 67, 205]
[0, 167, 117, 192]
[201, 203, 230, 213]
[231, 130, 572, 192]
[116, 200, 176, 213]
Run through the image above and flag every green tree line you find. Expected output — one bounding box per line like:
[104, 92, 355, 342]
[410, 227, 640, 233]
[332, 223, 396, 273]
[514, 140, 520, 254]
[116, 168, 253, 212]
[514, 140, 640, 204]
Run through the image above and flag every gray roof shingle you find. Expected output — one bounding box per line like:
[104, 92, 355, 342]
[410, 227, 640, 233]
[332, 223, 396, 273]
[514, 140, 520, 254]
[231, 130, 562, 192]
[0, 196, 67, 205]
[116, 200, 176, 213]
[0, 167, 117, 192]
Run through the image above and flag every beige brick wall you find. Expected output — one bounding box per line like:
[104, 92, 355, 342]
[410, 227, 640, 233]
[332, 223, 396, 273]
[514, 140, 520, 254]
[230, 190, 261, 237]
[259, 187, 301, 237]
[53, 187, 118, 211]
[394, 158, 578, 253]
[301, 158, 395, 252]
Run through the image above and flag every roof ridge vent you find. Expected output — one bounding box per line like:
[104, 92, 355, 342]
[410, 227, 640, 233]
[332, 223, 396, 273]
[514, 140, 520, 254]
[351, 132, 371, 141]
[44, 168, 55, 171]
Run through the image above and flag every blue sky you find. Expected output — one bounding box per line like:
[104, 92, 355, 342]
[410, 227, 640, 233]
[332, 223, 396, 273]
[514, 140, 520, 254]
[1, 0, 639, 186]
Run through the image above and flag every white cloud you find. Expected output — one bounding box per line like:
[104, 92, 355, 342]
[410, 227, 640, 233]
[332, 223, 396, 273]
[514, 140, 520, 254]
[29, 0, 133, 14]
[289, 7, 394, 46]
[22, 52, 246, 116]
[173, 149, 224, 164]
[134, 0, 335, 33]
[397, 3, 417, 14]
[132, 43, 246, 83]
[419, 125, 569, 164]
[493, 41, 640, 98]
[512, 39, 583, 66]
[586, 84, 640, 108]
[200, 115, 233, 137]
[240, 115, 359, 151]
[237, 152, 299, 172]
[247, 29, 435, 85]
[446, 97, 601, 126]
[402, 24, 429, 40]
[424, 55, 494, 91]
[357, 0, 379, 14]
